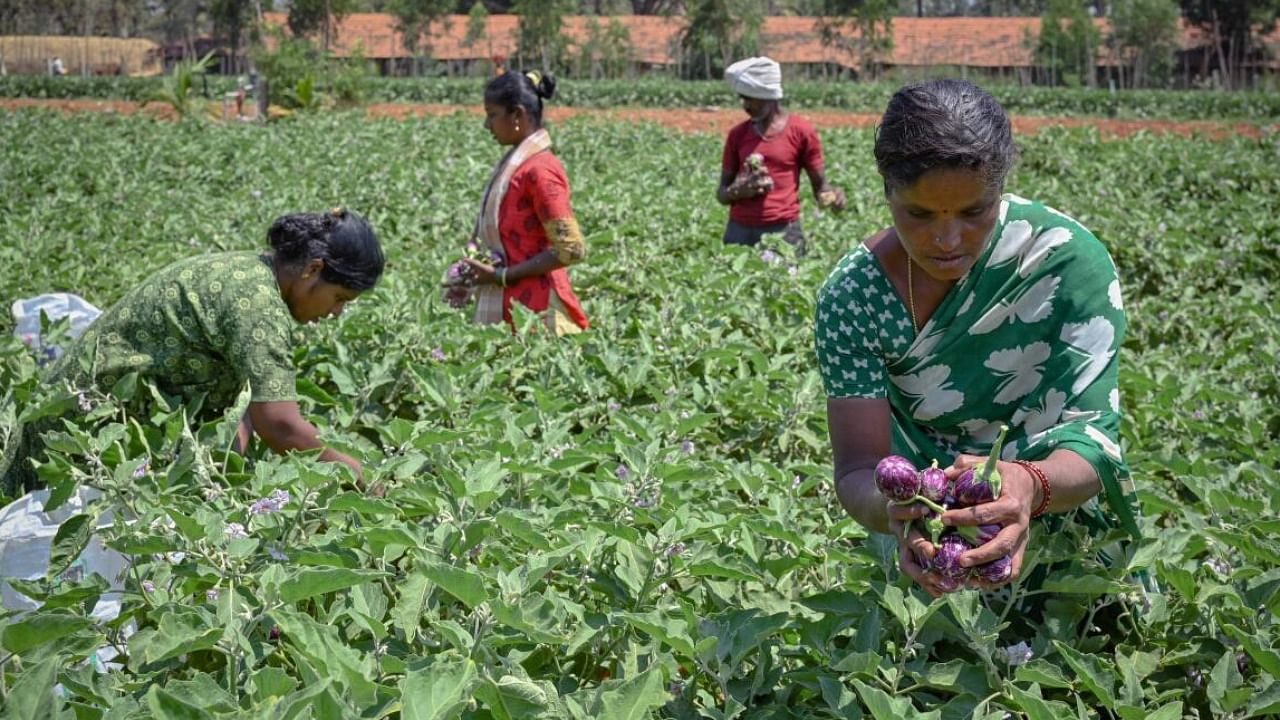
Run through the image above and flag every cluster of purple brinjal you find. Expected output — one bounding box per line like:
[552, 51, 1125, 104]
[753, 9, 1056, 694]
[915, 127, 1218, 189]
[874, 426, 1013, 591]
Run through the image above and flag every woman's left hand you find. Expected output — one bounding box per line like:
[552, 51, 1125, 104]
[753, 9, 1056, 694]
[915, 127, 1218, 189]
[462, 257, 499, 285]
[941, 455, 1040, 588]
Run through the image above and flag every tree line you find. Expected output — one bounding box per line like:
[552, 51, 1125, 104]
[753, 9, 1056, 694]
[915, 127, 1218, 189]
[1, 0, 1275, 89]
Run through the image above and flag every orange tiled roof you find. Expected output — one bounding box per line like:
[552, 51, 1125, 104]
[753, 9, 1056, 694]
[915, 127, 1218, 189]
[262, 13, 1276, 69]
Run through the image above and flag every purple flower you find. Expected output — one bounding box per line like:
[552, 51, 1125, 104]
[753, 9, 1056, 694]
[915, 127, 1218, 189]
[133, 459, 149, 479]
[680, 440, 695, 455]
[669, 680, 685, 696]
[466, 240, 481, 255]
[607, 402, 620, 412]
[77, 392, 92, 413]
[787, 265, 799, 277]
[616, 465, 630, 481]
[1002, 641, 1033, 666]
[1158, 310, 1169, 321]
[431, 347, 447, 361]
[206, 588, 220, 602]
[225, 522, 248, 540]
[633, 497, 655, 509]
[665, 542, 686, 557]
[760, 249, 781, 264]
[142, 580, 155, 593]
[250, 489, 291, 515]
[267, 546, 288, 561]
[1193, 409, 1206, 421]
[792, 475, 802, 489]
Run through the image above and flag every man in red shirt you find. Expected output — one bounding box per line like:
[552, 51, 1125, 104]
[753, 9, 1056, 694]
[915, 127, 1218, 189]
[718, 56, 845, 256]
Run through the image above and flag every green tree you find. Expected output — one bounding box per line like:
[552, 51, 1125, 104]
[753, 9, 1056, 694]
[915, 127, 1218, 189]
[389, 0, 453, 75]
[679, 0, 764, 80]
[1034, 0, 1101, 86]
[513, 0, 571, 72]
[813, 0, 894, 81]
[288, 0, 358, 51]
[210, 0, 256, 73]
[1179, 0, 1280, 89]
[465, 0, 489, 47]
[1108, 0, 1180, 87]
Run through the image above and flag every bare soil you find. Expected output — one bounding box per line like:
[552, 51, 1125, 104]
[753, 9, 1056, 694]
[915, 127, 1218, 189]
[3, 97, 1269, 140]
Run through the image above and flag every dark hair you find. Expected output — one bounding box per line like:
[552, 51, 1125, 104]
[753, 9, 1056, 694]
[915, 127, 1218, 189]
[484, 70, 557, 127]
[267, 208, 385, 291]
[874, 79, 1016, 194]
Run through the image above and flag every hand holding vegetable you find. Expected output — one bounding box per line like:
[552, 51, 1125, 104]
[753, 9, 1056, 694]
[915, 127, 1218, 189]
[942, 454, 1040, 589]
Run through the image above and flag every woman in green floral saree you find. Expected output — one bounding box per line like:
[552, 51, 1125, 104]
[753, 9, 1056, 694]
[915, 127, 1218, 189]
[2, 209, 385, 500]
[816, 80, 1140, 598]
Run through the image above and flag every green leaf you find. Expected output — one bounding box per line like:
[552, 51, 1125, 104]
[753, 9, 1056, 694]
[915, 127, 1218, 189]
[1208, 649, 1248, 714]
[573, 667, 669, 720]
[400, 657, 479, 720]
[0, 657, 61, 720]
[851, 678, 939, 720]
[1008, 682, 1074, 720]
[47, 513, 94, 579]
[1039, 574, 1131, 595]
[278, 567, 387, 603]
[685, 560, 757, 582]
[1015, 660, 1075, 690]
[1143, 703, 1186, 720]
[394, 571, 432, 644]
[1051, 640, 1118, 708]
[145, 685, 214, 720]
[1223, 624, 1280, 678]
[1, 609, 93, 653]
[420, 561, 488, 609]
[138, 608, 223, 665]
[474, 674, 550, 720]
[1246, 681, 1280, 718]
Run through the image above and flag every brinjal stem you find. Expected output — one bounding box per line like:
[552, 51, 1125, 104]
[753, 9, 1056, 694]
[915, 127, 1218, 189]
[979, 424, 1009, 497]
[891, 495, 947, 515]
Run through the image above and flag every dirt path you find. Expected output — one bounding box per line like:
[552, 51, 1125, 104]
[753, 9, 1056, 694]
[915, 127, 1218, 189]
[3, 97, 1268, 140]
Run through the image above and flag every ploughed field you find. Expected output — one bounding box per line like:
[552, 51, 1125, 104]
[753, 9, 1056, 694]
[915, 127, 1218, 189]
[0, 108, 1277, 718]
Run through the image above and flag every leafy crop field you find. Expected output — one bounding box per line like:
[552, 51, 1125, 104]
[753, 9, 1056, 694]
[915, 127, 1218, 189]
[4, 76, 1280, 121]
[0, 108, 1277, 718]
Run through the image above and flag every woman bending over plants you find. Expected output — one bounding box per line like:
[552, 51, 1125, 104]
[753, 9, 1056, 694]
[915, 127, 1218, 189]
[442, 70, 590, 335]
[1, 209, 385, 499]
[816, 79, 1141, 598]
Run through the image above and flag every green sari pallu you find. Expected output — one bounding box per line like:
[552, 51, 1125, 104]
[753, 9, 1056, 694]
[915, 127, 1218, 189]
[817, 195, 1143, 551]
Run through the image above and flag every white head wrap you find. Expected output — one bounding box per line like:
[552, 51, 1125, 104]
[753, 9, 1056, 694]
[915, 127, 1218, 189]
[724, 56, 783, 100]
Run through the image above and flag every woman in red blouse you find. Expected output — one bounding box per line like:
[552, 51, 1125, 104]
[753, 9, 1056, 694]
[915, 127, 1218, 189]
[457, 70, 589, 335]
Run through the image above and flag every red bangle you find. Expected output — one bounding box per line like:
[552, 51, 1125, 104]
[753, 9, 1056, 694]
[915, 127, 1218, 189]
[1012, 460, 1051, 519]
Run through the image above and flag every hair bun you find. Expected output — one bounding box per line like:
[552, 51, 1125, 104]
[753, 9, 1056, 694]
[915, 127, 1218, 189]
[528, 70, 556, 101]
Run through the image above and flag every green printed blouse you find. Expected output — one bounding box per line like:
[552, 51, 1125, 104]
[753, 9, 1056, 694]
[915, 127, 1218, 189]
[3, 252, 296, 495]
[48, 251, 298, 409]
[815, 195, 1140, 539]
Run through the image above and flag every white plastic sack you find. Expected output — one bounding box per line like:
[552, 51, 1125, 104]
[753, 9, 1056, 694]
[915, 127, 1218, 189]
[0, 487, 129, 617]
[11, 293, 102, 364]
[0, 488, 133, 672]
